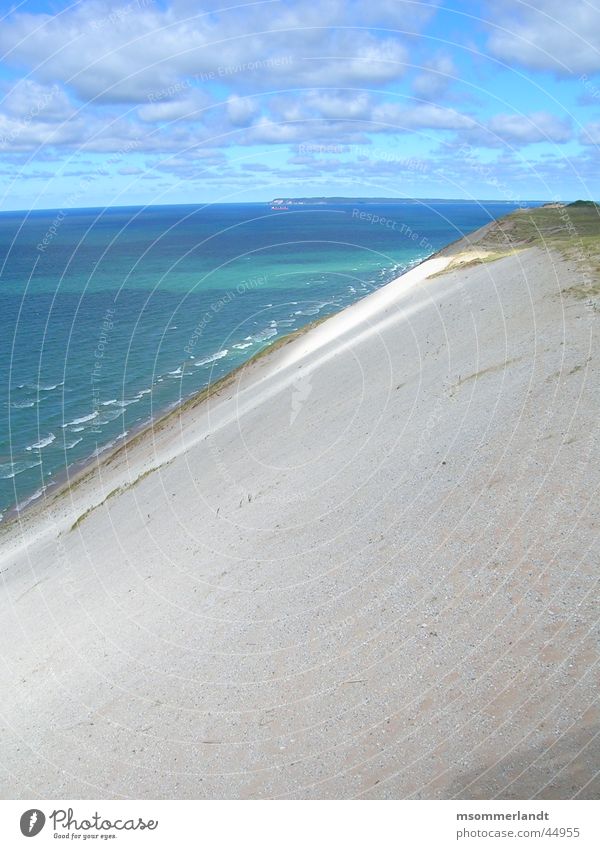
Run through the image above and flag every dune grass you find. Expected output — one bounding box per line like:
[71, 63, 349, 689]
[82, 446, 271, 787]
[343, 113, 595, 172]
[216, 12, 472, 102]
[476, 203, 600, 255]
[432, 203, 600, 288]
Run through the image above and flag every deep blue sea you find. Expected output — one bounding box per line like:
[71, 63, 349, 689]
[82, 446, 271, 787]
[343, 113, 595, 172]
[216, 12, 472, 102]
[0, 200, 537, 518]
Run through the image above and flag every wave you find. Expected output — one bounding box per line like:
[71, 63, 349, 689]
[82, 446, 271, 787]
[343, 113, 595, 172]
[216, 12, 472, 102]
[233, 342, 253, 350]
[64, 437, 83, 449]
[0, 458, 42, 479]
[194, 349, 229, 367]
[62, 412, 97, 427]
[22, 381, 64, 392]
[112, 388, 151, 400]
[294, 307, 320, 316]
[168, 366, 183, 376]
[251, 328, 277, 342]
[95, 408, 125, 425]
[10, 400, 36, 409]
[38, 382, 63, 391]
[16, 485, 47, 511]
[26, 433, 56, 451]
[92, 442, 114, 457]
[101, 399, 118, 406]
[92, 432, 127, 456]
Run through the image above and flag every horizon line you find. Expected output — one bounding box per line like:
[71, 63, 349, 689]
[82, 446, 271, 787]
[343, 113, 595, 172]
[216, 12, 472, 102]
[0, 197, 559, 215]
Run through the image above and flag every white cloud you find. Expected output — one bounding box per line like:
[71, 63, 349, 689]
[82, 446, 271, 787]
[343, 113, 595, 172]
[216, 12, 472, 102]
[1, 80, 75, 123]
[326, 34, 408, 85]
[411, 55, 457, 100]
[137, 91, 211, 123]
[485, 111, 572, 145]
[487, 0, 600, 74]
[305, 92, 372, 121]
[226, 96, 259, 127]
[580, 121, 600, 145]
[0, 3, 411, 105]
[245, 115, 368, 146]
[371, 102, 476, 131]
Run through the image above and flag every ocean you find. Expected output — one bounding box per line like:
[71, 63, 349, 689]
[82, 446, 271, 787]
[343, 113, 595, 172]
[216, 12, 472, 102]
[0, 200, 536, 518]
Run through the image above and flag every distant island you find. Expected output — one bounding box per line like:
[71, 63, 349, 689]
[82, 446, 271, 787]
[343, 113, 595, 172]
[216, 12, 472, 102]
[269, 197, 597, 210]
[269, 197, 544, 206]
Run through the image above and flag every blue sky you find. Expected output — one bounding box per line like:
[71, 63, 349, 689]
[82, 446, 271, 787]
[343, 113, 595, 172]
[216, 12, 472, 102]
[0, 0, 599, 209]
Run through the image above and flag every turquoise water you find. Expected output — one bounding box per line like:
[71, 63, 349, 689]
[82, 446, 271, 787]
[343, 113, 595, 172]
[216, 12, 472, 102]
[0, 200, 535, 517]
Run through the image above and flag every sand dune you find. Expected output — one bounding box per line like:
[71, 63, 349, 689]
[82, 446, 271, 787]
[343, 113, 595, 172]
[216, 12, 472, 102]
[1, 212, 599, 799]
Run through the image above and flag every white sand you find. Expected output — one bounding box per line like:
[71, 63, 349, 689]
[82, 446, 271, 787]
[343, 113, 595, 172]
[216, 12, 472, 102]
[1, 231, 599, 799]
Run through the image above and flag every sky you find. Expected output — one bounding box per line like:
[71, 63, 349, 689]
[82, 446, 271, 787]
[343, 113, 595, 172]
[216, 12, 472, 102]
[0, 0, 599, 210]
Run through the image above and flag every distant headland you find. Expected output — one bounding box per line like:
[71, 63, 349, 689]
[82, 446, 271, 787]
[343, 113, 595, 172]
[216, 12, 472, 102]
[268, 197, 546, 206]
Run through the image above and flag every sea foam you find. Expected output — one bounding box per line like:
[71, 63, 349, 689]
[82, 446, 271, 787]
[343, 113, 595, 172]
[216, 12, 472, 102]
[26, 433, 56, 451]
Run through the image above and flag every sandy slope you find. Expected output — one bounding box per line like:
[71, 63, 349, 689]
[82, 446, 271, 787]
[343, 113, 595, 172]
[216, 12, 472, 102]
[1, 223, 599, 799]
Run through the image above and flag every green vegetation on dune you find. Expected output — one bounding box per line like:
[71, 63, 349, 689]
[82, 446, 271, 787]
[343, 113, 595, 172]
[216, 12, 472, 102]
[480, 204, 600, 250]
[428, 250, 519, 277]
[567, 200, 600, 209]
[435, 204, 600, 290]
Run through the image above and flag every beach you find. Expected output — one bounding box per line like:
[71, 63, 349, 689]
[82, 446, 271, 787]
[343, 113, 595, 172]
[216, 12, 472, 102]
[1, 201, 523, 519]
[1, 207, 599, 799]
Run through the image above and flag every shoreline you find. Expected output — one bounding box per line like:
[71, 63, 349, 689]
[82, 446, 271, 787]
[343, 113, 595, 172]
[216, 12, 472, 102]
[3, 322, 331, 535]
[0, 209, 513, 533]
[0, 242, 459, 555]
[0, 244, 447, 533]
[0, 311, 339, 533]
